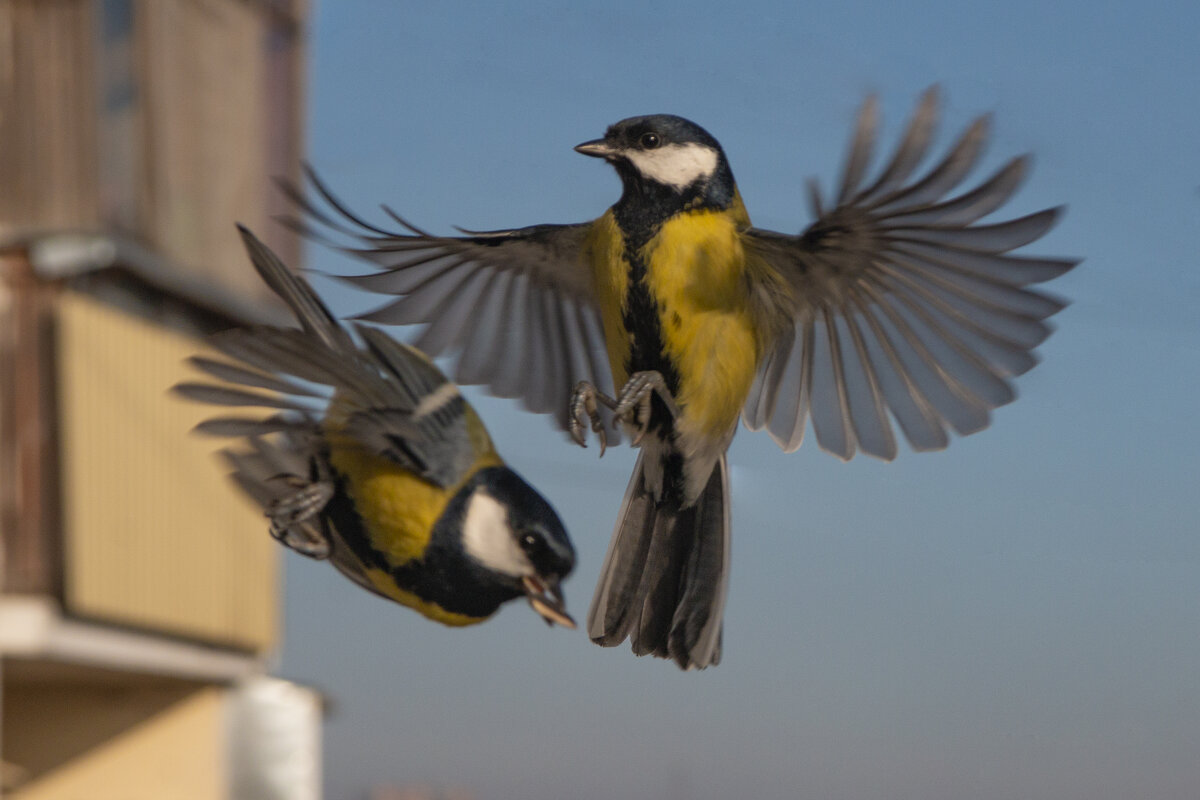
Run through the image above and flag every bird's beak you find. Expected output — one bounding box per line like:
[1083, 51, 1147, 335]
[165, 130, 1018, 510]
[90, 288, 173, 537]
[574, 139, 617, 160]
[522, 575, 575, 629]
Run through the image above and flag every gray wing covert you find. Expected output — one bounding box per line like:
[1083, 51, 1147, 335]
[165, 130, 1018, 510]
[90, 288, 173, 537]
[743, 87, 1080, 461]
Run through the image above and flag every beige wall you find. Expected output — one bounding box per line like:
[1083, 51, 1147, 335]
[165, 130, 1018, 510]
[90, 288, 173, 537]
[57, 292, 278, 651]
[8, 683, 227, 800]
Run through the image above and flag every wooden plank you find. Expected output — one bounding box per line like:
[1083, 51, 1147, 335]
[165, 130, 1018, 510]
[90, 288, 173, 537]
[137, 0, 296, 302]
[0, 0, 100, 235]
[0, 249, 61, 596]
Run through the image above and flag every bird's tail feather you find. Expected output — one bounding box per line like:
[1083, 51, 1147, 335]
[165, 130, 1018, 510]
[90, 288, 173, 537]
[587, 452, 730, 669]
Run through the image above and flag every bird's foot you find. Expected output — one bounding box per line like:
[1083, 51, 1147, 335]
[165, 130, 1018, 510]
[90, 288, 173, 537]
[613, 371, 679, 446]
[569, 381, 615, 456]
[267, 476, 335, 559]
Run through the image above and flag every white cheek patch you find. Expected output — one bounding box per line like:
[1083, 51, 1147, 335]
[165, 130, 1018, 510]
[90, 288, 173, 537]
[461, 491, 533, 577]
[625, 142, 719, 190]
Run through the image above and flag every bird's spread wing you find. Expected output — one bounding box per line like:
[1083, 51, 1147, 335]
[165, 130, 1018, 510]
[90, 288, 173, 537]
[742, 87, 1079, 461]
[176, 228, 480, 489]
[280, 168, 617, 435]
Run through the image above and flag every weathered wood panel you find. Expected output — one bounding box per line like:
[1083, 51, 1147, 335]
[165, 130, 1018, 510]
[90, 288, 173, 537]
[0, 0, 307, 286]
[0, 0, 101, 235]
[0, 248, 62, 596]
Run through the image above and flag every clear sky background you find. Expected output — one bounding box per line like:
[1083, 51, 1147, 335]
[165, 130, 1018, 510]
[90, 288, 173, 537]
[276, 3, 1200, 799]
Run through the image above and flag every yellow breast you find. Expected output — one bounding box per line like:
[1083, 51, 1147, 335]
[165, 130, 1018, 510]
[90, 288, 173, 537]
[323, 397, 502, 569]
[584, 200, 760, 440]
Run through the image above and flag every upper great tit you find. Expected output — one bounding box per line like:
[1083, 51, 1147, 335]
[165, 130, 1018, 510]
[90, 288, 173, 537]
[174, 226, 576, 629]
[288, 87, 1078, 668]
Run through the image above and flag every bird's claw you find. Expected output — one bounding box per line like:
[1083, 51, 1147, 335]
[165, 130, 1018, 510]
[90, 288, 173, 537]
[267, 476, 335, 559]
[569, 372, 678, 453]
[569, 381, 611, 457]
[611, 371, 678, 446]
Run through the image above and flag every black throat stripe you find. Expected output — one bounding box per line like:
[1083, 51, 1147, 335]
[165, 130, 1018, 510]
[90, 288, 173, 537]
[611, 198, 684, 439]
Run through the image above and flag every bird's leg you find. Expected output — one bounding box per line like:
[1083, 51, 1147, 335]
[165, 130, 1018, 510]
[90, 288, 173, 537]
[267, 474, 335, 560]
[569, 380, 616, 456]
[613, 370, 680, 446]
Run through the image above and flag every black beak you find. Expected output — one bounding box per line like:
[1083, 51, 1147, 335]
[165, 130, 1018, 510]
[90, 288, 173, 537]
[574, 139, 618, 160]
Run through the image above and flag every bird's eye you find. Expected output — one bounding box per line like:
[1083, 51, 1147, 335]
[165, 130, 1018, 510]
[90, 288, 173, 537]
[639, 132, 661, 149]
[522, 534, 538, 548]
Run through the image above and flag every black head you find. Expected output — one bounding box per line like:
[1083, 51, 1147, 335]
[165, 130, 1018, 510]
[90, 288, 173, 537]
[575, 114, 736, 209]
[459, 467, 576, 627]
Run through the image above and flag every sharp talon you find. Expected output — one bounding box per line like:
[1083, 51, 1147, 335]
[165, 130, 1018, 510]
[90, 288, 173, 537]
[569, 380, 617, 454]
[267, 480, 334, 560]
[609, 370, 679, 448]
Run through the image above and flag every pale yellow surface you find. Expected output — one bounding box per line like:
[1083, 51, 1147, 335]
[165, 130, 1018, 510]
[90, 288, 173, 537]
[57, 292, 277, 651]
[11, 686, 226, 800]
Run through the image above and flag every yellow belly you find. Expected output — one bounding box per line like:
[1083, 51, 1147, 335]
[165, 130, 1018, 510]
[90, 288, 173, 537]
[644, 209, 759, 439]
[327, 444, 448, 566]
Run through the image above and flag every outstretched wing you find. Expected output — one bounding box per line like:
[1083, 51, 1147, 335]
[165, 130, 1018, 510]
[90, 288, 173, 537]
[175, 227, 482, 489]
[281, 169, 617, 434]
[743, 87, 1079, 461]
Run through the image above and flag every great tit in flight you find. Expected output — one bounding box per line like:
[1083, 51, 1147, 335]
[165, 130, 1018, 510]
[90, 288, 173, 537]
[175, 227, 576, 629]
[288, 87, 1077, 668]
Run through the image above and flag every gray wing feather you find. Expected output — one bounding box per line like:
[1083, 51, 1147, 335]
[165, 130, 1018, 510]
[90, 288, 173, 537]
[173, 382, 313, 412]
[194, 415, 315, 437]
[355, 262, 479, 325]
[854, 86, 938, 203]
[282, 168, 613, 437]
[836, 94, 878, 204]
[180, 227, 478, 488]
[186, 356, 323, 397]
[490, 271, 532, 400]
[744, 86, 1079, 460]
[455, 269, 511, 385]
[220, 434, 315, 509]
[354, 325, 445, 404]
[409, 267, 493, 355]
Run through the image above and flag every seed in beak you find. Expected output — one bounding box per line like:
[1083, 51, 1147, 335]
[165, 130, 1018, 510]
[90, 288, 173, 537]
[522, 575, 576, 629]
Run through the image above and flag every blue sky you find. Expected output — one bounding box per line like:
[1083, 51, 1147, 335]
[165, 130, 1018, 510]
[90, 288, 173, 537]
[277, 3, 1200, 798]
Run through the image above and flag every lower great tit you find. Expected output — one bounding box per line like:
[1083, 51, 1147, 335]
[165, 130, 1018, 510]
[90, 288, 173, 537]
[288, 87, 1078, 668]
[175, 226, 576, 629]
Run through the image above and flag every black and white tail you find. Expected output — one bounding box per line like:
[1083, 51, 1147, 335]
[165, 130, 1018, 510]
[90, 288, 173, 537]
[587, 451, 730, 669]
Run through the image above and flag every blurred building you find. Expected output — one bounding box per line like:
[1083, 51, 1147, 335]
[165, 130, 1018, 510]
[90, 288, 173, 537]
[0, 1, 319, 798]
